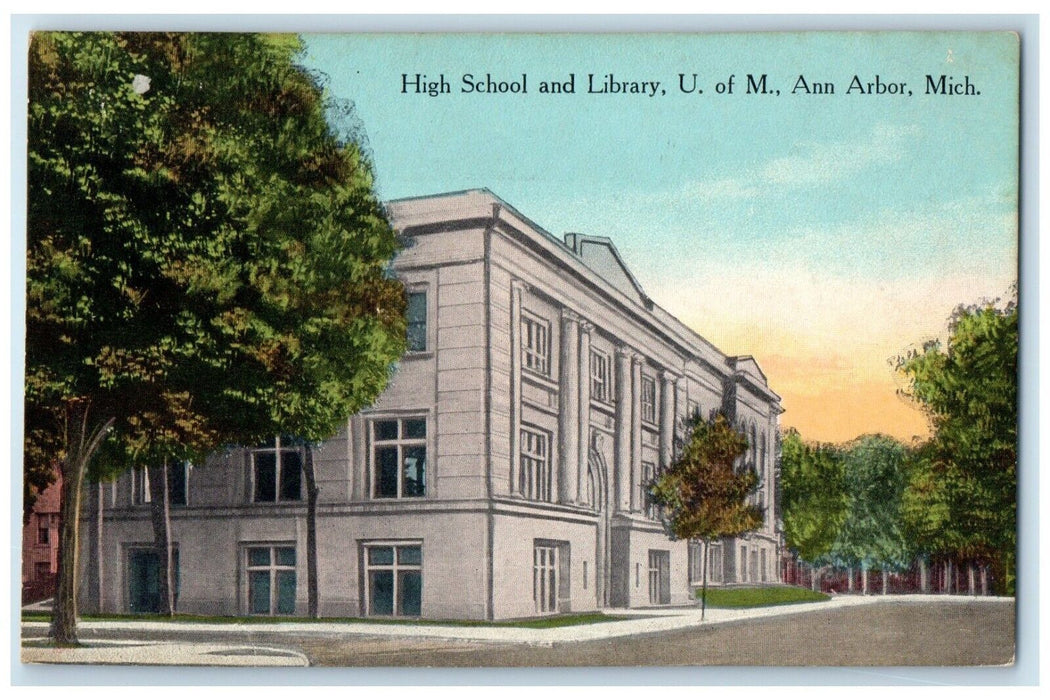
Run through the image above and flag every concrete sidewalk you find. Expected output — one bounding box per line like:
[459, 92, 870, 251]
[21, 637, 310, 666]
[20, 594, 1011, 666]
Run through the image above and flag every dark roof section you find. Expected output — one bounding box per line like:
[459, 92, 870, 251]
[563, 233, 651, 308]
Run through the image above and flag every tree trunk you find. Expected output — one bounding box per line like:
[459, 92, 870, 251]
[968, 563, 976, 596]
[882, 568, 888, 595]
[919, 558, 928, 593]
[862, 565, 869, 595]
[980, 565, 988, 596]
[83, 481, 104, 614]
[148, 458, 175, 616]
[303, 447, 320, 618]
[946, 560, 953, 594]
[700, 540, 709, 622]
[847, 566, 854, 593]
[50, 405, 114, 645]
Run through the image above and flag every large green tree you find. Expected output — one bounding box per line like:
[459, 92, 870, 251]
[830, 434, 910, 594]
[896, 298, 1017, 594]
[779, 428, 848, 570]
[649, 413, 762, 619]
[27, 32, 405, 642]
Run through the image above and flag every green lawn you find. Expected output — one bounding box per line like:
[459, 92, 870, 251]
[697, 586, 830, 608]
[21, 611, 627, 629]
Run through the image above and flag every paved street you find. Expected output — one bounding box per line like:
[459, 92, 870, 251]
[21, 596, 1013, 668]
[294, 599, 1015, 666]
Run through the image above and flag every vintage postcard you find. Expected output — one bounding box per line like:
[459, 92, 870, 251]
[19, 28, 1020, 672]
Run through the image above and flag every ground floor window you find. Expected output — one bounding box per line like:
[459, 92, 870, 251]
[761, 549, 768, 582]
[127, 547, 180, 613]
[246, 545, 296, 615]
[689, 542, 702, 584]
[709, 543, 723, 583]
[740, 545, 748, 582]
[533, 540, 569, 614]
[689, 542, 723, 584]
[364, 543, 422, 616]
[750, 549, 759, 584]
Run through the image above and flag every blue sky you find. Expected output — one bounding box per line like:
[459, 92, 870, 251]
[300, 32, 1018, 441]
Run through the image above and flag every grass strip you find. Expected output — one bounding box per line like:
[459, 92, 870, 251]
[698, 586, 830, 608]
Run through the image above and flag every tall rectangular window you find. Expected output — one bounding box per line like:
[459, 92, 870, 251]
[641, 376, 656, 424]
[406, 291, 427, 352]
[252, 438, 302, 503]
[364, 543, 422, 617]
[246, 545, 296, 615]
[132, 468, 151, 505]
[590, 350, 611, 402]
[372, 417, 427, 498]
[642, 461, 657, 519]
[710, 543, 724, 583]
[169, 462, 189, 506]
[519, 427, 551, 502]
[521, 313, 550, 376]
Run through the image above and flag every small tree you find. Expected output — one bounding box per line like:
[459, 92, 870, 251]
[649, 412, 762, 620]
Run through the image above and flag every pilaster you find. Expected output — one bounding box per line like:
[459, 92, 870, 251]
[558, 309, 580, 504]
[576, 320, 593, 504]
[614, 345, 633, 512]
[659, 370, 677, 469]
[509, 279, 525, 495]
[630, 354, 642, 512]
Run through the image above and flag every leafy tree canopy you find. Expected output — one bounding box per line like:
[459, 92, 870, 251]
[830, 434, 910, 570]
[27, 31, 406, 497]
[649, 412, 762, 542]
[896, 298, 1017, 591]
[779, 428, 848, 565]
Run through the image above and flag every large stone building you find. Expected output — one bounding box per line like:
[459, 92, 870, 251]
[87, 189, 783, 620]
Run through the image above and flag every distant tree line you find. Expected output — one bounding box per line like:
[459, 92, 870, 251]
[780, 297, 1017, 596]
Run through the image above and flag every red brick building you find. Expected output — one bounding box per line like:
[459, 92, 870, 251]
[22, 471, 61, 603]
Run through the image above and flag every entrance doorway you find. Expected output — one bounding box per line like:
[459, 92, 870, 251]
[127, 548, 179, 613]
[648, 550, 670, 605]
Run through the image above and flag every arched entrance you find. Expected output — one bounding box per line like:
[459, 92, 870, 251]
[587, 431, 612, 609]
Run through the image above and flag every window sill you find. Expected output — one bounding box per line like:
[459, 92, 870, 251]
[522, 369, 559, 391]
[403, 350, 434, 360]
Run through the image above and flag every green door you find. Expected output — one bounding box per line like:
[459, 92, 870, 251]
[128, 549, 179, 613]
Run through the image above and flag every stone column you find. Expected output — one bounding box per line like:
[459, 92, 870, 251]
[659, 370, 677, 469]
[675, 374, 689, 438]
[509, 280, 525, 495]
[615, 345, 633, 511]
[576, 321, 593, 504]
[630, 355, 643, 512]
[558, 309, 580, 504]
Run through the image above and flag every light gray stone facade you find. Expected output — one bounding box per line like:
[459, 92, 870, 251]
[87, 189, 784, 620]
